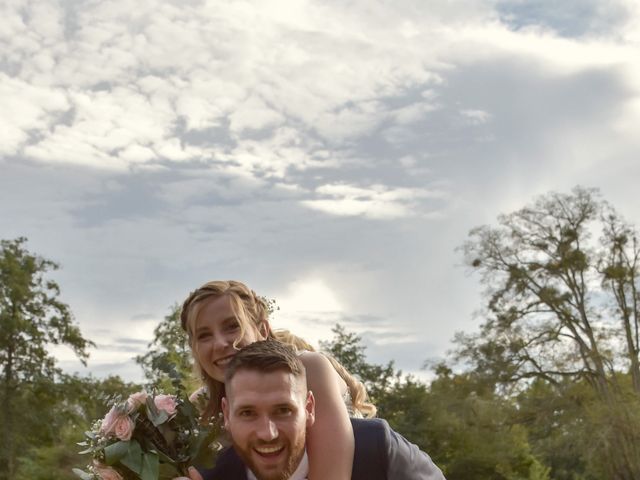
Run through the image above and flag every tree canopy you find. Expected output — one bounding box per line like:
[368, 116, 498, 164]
[0, 238, 95, 480]
[459, 187, 640, 479]
[135, 304, 195, 394]
[4, 186, 640, 479]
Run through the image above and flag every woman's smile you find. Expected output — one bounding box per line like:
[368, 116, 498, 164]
[214, 354, 235, 368]
[194, 294, 267, 381]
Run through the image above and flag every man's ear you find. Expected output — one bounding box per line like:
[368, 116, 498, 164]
[221, 397, 231, 430]
[305, 391, 315, 428]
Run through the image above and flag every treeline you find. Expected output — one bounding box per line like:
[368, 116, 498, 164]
[1, 186, 639, 479]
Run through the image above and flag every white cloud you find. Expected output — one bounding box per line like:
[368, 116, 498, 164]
[302, 183, 444, 219]
[229, 96, 285, 134]
[175, 94, 223, 131]
[2, 0, 447, 172]
[278, 278, 343, 313]
[393, 100, 440, 125]
[21, 87, 176, 169]
[460, 108, 492, 124]
[270, 277, 346, 348]
[0, 75, 69, 155]
[448, 22, 639, 76]
[24, 135, 117, 169]
[154, 138, 199, 162]
[214, 126, 340, 178]
[3, 0, 640, 382]
[620, 0, 640, 43]
[119, 144, 156, 163]
[5, 0, 636, 182]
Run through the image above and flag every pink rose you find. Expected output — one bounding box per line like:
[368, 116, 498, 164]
[99, 405, 134, 441]
[99, 406, 120, 436]
[189, 386, 209, 413]
[113, 415, 134, 441]
[154, 394, 178, 417]
[189, 386, 207, 404]
[93, 462, 123, 480]
[127, 391, 148, 412]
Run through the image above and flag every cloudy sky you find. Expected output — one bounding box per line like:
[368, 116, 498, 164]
[2, 0, 640, 382]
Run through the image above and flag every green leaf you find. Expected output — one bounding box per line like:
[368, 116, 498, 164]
[178, 399, 198, 420]
[151, 409, 170, 426]
[104, 441, 131, 465]
[72, 468, 94, 480]
[153, 446, 177, 465]
[146, 397, 170, 426]
[120, 439, 144, 474]
[191, 427, 222, 468]
[140, 451, 160, 480]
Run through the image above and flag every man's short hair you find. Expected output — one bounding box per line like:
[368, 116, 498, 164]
[224, 339, 306, 384]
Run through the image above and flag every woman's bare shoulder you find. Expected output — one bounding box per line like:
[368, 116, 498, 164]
[298, 350, 333, 373]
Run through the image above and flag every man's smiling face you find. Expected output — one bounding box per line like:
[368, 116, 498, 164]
[222, 369, 315, 480]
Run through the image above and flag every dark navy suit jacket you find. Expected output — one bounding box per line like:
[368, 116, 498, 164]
[199, 418, 445, 480]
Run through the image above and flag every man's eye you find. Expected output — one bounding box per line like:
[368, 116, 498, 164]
[238, 410, 255, 418]
[275, 407, 292, 416]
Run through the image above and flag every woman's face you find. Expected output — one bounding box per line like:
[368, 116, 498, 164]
[193, 294, 267, 382]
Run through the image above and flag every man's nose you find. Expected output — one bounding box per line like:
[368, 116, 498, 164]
[256, 417, 278, 441]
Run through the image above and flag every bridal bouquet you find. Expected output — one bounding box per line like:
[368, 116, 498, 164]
[73, 390, 220, 480]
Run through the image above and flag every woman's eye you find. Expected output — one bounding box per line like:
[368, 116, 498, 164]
[197, 332, 212, 341]
[225, 321, 240, 331]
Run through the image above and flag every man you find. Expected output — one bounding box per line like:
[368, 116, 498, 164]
[184, 340, 445, 480]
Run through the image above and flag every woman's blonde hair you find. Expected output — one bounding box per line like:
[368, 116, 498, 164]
[180, 280, 272, 419]
[180, 280, 375, 419]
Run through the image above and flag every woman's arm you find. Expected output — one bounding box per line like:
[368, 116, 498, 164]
[300, 351, 354, 480]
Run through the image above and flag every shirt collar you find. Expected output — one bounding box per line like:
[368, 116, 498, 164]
[246, 451, 308, 480]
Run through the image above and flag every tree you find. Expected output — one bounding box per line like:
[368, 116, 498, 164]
[0, 237, 94, 480]
[459, 187, 640, 479]
[135, 304, 195, 393]
[13, 373, 142, 480]
[320, 324, 398, 406]
[515, 378, 596, 480]
[425, 366, 550, 480]
[321, 325, 548, 479]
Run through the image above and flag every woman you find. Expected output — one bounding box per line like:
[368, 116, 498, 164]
[180, 280, 375, 480]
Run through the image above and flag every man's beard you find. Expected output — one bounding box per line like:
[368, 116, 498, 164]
[235, 435, 306, 480]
